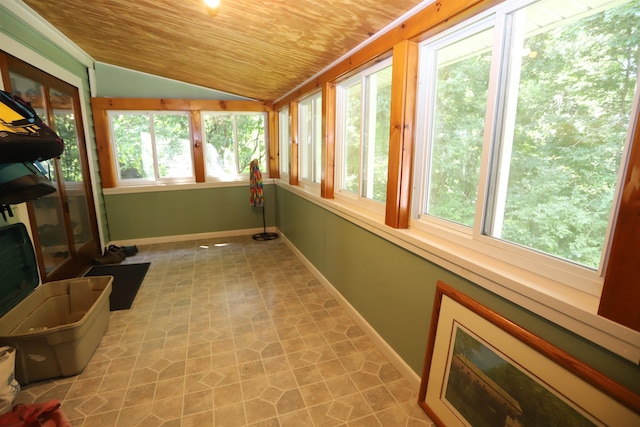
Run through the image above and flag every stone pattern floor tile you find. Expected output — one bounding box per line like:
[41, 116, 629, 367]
[15, 237, 434, 426]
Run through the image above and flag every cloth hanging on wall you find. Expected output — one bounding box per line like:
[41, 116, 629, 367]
[249, 159, 277, 241]
[249, 159, 264, 208]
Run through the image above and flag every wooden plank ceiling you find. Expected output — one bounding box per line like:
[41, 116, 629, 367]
[22, 0, 423, 102]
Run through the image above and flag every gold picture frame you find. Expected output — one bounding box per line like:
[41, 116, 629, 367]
[418, 281, 640, 426]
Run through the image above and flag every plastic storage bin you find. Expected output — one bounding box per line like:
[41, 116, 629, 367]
[0, 223, 112, 385]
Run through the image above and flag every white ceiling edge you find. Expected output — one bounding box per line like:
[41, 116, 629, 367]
[1, 0, 94, 67]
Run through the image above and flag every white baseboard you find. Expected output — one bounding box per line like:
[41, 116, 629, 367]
[278, 233, 423, 392]
[109, 226, 277, 247]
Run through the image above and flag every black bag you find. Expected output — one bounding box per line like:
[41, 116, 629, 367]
[0, 90, 64, 162]
[0, 161, 56, 205]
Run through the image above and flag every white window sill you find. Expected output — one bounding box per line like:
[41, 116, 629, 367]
[276, 180, 640, 364]
[102, 178, 275, 195]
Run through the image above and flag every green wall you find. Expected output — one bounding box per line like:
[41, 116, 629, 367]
[275, 186, 640, 394]
[105, 184, 276, 240]
[94, 62, 250, 100]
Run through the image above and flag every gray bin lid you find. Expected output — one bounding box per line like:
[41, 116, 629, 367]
[0, 222, 38, 317]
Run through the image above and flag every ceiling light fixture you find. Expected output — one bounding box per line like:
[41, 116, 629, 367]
[204, 0, 220, 16]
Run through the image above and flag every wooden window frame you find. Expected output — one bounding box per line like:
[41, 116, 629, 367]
[322, 82, 336, 199]
[297, 91, 323, 187]
[91, 98, 274, 188]
[599, 116, 640, 331]
[386, 40, 418, 228]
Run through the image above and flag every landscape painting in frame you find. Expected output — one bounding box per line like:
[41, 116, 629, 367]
[444, 325, 598, 426]
[418, 282, 640, 427]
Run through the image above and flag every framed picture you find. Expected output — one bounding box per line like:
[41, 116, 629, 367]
[418, 281, 640, 427]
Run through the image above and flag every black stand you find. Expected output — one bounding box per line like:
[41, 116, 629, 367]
[252, 205, 278, 241]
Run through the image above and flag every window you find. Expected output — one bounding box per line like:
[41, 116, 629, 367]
[93, 99, 271, 188]
[336, 59, 392, 207]
[417, 20, 494, 228]
[414, 0, 640, 294]
[202, 112, 266, 180]
[109, 111, 193, 184]
[279, 106, 290, 178]
[298, 92, 322, 185]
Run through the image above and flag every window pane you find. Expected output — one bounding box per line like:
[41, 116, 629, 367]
[52, 90, 81, 182]
[236, 114, 265, 175]
[299, 94, 322, 183]
[204, 113, 266, 178]
[362, 65, 392, 202]
[51, 87, 93, 249]
[299, 99, 313, 180]
[279, 107, 289, 176]
[343, 82, 362, 194]
[313, 97, 323, 184]
[426, 27, 494, 226]
[10, 73, 68, 273]
[153, 113, 192, 178]
[486, 0, 639, 269]
[110, 113, 153, 180]
[204, 114, 235, 178]
[11, 74, 47, 123]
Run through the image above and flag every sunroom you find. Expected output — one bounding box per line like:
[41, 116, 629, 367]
[0, 0, 638, 425]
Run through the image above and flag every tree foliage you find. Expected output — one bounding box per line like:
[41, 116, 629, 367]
[112, 113, 152, 179]
[204, 113, 265, 177]
[343, 65, 392, 202]
[500, 1, 639, 268]
[430, 47, 491, 226]
[54, 112, 82, 182]
[425, 1, 639, 269]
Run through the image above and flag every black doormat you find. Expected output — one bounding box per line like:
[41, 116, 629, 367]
[84, 263, 150, 311]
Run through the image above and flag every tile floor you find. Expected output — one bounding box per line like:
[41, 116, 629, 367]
[15, 236, 433, 426]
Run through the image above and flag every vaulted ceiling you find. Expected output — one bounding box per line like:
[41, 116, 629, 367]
[21, 0, 424, 101]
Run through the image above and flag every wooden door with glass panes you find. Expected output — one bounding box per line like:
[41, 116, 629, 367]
[0, 52, 101, 281]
